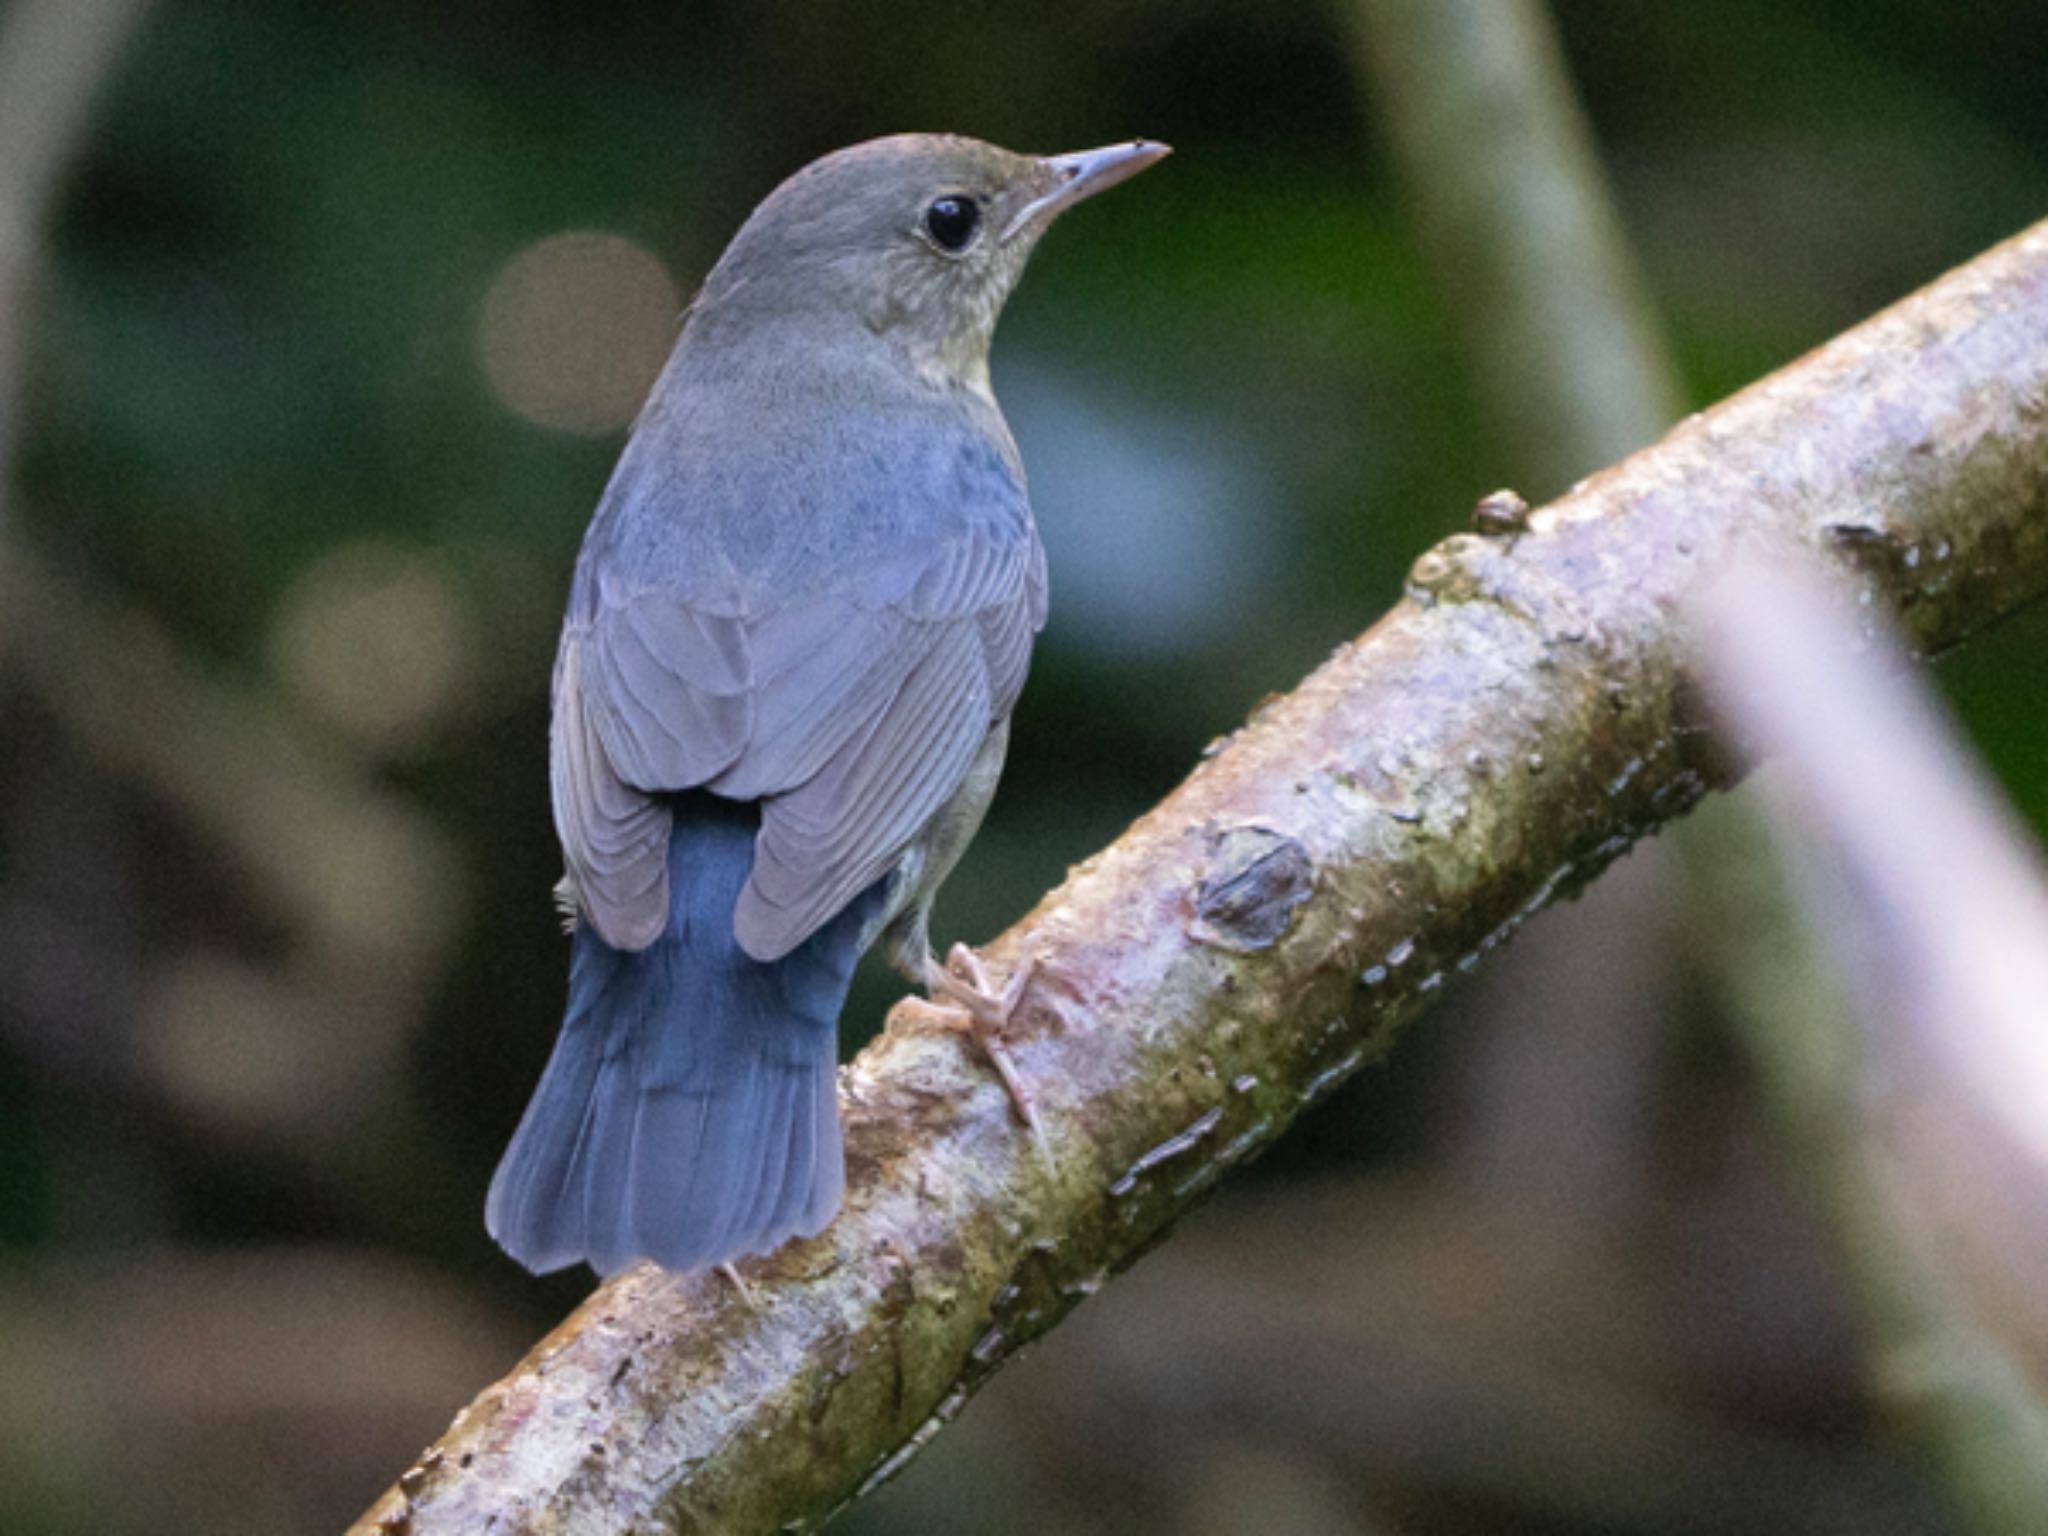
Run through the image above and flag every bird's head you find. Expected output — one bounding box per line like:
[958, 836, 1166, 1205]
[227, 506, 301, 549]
[690, 134, 1169, 390]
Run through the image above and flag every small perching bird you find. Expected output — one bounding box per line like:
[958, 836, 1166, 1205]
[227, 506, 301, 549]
[487, 133, 1169, 1277]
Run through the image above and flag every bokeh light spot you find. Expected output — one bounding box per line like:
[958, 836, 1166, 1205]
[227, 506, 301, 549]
[476, 229, 678, 435]
[138, 955, 322, 1136]
[268, 540, 469, 754]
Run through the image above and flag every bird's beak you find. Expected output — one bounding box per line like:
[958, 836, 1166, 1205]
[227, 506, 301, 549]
[1003, 139, 1171, 241]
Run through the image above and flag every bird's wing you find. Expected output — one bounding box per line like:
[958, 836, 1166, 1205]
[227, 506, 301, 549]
[553, 479, 1043, 959]
[731, 515, 1042, 960]
[549, 618, 708, 952]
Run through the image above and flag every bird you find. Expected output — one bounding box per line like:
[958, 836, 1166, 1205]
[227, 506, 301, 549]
[486, 133, 1169, 1277]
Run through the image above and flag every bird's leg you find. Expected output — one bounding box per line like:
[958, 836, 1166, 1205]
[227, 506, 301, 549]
[904, 942, 1051, 1164]
[717, 1261, 758, 1310]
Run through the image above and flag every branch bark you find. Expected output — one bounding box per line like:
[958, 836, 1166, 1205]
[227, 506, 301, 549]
[1342, 0, 1693, 1240]
[354, 219, 2048, 1534]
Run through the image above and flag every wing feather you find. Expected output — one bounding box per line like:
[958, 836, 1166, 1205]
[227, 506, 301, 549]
[552, 408, 1045, 956]
[583, 600, 751, 788]
[551, 635, 673, 950]
[735, 622, 991, 960]
[709, 604, 937, 799]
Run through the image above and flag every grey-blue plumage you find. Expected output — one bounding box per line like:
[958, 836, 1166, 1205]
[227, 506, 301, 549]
[488, 133, 1166, 1276]
[487, 797, 883, 1275]
[549, 236, 1045, 969]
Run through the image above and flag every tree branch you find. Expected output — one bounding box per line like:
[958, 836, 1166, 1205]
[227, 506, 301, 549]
[354, 219, 2048, 1535]
[1342, 0, 1685, 491]
[1694, 567, 2048, 1533]
[1350, 4, 2048, 1514]
[0, 0, 154, 551]
[1359, 0, 2048, 1523]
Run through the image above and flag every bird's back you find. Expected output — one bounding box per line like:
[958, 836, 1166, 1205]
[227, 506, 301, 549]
[572, 330, 1037, 627]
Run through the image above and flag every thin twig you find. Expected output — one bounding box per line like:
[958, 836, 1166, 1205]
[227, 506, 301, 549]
[0, 0, 154, 550]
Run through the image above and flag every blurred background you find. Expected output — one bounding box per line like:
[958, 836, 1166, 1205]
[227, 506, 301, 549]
[2, 1, 2047, 1531]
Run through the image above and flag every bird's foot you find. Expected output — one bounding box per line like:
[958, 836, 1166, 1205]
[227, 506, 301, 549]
[907, 942, 1052, 1166]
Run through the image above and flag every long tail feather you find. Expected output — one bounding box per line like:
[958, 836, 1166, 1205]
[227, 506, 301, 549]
[487, 796, 878, 1275]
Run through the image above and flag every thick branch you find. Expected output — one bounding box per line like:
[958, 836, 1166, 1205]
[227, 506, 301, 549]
[355, 220, 2048, 1534]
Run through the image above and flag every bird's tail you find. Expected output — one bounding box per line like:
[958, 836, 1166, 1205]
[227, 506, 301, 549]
[486, 796, 879, 1275]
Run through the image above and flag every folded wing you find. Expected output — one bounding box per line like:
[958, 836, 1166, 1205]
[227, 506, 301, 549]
[553, 502, 1043, 958]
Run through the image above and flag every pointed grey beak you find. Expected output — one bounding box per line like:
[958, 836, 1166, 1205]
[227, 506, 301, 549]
[1002, 139, 1171, 241]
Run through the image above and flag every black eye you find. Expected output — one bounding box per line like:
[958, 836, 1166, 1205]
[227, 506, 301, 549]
[923, 195, 980, 252]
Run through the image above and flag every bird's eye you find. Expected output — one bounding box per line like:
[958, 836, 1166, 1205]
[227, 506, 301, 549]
[923, 195, 980, 252]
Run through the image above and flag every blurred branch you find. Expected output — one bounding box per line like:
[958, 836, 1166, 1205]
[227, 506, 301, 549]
[0, 0, 153, 547]
[0, 536, 460, 990]
[357, 221, 2048, 1535]
[1342, 0, 1683, 495]
[0, 534, 468, 1221]
[1696, 565, 2048, 1532]
[1347, 8, 2048, 1522]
